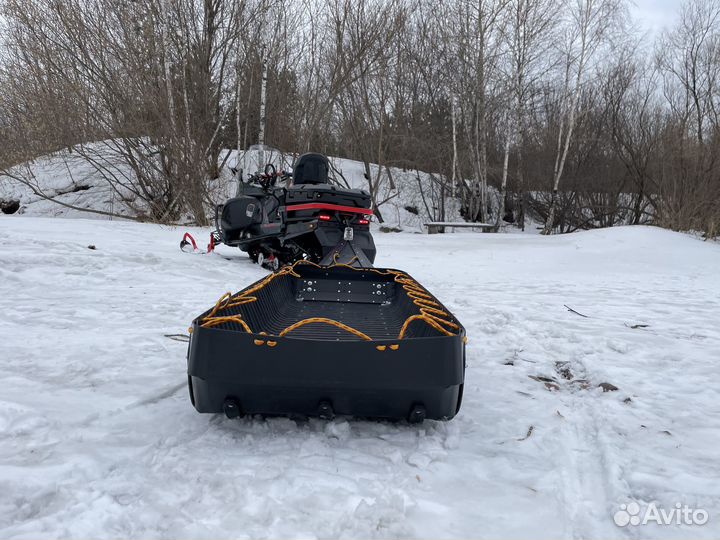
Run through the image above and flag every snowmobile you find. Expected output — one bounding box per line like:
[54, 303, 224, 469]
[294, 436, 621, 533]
[213, 152, 376, 270]
[186, 151, 466, 423]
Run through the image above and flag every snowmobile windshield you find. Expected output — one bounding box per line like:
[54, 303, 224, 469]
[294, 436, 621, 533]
[237, 145, 288, 178]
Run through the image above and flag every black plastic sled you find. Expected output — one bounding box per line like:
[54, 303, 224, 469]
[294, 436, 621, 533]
[187, 261, 466, 422]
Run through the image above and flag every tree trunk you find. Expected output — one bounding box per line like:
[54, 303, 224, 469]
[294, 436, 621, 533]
[451, 95, 458, 198]
[543, 20, 589, 235]
[497, 119, 512, 226]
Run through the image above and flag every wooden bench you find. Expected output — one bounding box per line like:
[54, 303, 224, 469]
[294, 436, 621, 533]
[423, 221, 496, 234]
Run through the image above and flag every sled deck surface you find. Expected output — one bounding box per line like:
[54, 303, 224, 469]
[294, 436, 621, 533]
[187, 261, 466, 422]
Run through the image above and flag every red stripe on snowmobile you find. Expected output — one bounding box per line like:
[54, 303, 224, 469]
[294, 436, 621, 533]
[284, 203, 374, 215]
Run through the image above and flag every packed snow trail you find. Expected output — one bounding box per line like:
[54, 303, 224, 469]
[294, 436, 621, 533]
[1, 217, 719, 539]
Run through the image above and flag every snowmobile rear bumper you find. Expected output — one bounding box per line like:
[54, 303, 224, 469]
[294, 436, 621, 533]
[186, 263, 465, 421]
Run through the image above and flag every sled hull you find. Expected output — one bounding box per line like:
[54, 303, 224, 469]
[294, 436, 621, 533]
[187, 264, 465, 421]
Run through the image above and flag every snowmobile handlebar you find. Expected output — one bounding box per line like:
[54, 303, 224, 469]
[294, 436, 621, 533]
[263, 164, 291, 185]
[249, 165, 292, 190]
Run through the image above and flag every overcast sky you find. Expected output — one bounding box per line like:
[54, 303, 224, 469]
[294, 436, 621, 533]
[630, 0, 682, 40]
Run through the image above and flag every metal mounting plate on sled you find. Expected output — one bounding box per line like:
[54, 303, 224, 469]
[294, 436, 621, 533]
[296, 277, 393, 304]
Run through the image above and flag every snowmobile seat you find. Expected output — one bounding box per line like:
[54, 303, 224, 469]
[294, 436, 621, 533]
[293, 153, 330, 185]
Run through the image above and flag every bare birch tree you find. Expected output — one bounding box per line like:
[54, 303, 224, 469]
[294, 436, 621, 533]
[501, 0, 558, 230]
[542, 0, 622, 234]
[451, 0, 509, 223]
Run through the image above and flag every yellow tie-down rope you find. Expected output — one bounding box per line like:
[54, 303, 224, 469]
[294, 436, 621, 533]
[197, 259, 464, 346]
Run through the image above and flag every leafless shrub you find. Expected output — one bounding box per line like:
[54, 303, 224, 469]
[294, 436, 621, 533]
[0, 0, 717, 238]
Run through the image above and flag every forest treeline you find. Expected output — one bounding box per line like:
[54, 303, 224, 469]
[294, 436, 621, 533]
[0, 0, 718, 237]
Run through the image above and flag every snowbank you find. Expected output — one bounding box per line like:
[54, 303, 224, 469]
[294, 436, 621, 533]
[0, 146, 465, 230]
[0, 149, 137, 219]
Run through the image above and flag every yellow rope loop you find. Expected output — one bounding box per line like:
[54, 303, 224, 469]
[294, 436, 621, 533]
[408, 295, 442, 308]
[405, 290, 437, 302]
[395, 277, 437, 301]
[329, 253, 361, 268]
[243, 264, 294, 298]
[280, 264, 302, 278]
[396, 278, 425, 290]
[241, 273, 279, 297]
[422, 316, 457, 335]
[293, 259, 322, 270]
[419, 305, 451, 318]
[395, 276, 425, 287]
[397, 280, 426, 292]
[200, 316, 253, 333]
[324, 260, 365, 273]
[279, 317, 373, 341]
[213, 264, 299, 313]
[198, 262, 304, 333]
[403, 287, 434, 300]
[402, 281, 430, 291]
[398, 314, 455, 339]
[421, 309, 460, 330]
[397, 315, 422, 339]
[389, 272, 461, 338]
[293, 259, 402, 278]
[206, 292, 233, 318]
[226, 296, 258, 308]
[330, 263, 358, 272]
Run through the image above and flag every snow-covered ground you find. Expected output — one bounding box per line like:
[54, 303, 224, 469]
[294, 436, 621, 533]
[1, 216, 719, 539]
